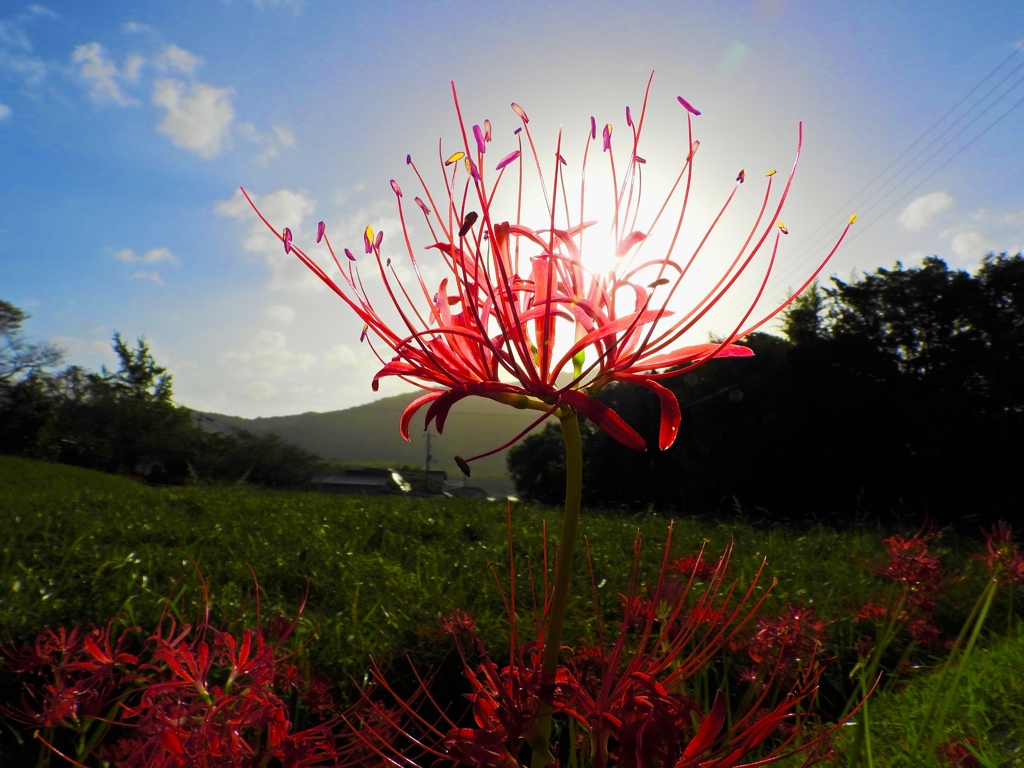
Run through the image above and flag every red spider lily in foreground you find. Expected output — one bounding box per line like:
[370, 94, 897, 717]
[243, 74, 855, 469]
[349, 520, 841, 768]
[2, 578, 347, 768]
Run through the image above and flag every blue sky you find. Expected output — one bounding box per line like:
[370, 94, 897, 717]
[2, 1, 1022, 418]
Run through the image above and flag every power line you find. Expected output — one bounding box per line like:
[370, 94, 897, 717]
[710, 41, 1024, 323]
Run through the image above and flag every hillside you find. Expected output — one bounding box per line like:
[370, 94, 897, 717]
[199, 392, 544, 496]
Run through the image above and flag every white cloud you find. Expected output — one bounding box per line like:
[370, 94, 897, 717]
[154, 44, 201, 75]
[0, 103, 10, 120]
[114, 246, 178, 264]
[949, 230, 994, 264]
[215, 187, 318, 287]
[224, 330, 316, 378]
[321, 343, 359, 371]
[245, 380, 276, 400]
[897, 191, 954, 232]
[122, 22, 153, 35]
[243, 0, 306, 11]
[0, 17, 47, 86]
[266, 304, 296, 323]
[129, 270, 164, 284]
[25, 6, 58, 20]
[71, 42, 139, 105]
[152, 77, 234, 158]
[239, 121, 296, 165]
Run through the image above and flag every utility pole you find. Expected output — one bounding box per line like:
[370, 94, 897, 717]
[424, 429, 433, 492]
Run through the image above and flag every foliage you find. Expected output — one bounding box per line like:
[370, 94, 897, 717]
[3, 457, 1024, 766]
[0, 308, 320, 489]
[508, 254, 1024, 530]
[0, 300, 63, 383]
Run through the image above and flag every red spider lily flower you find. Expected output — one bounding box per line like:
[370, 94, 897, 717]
[347, 522, 844, 768]
[1, 620, 140, 730]
[978, 520, 1024, 587]
[562, 529, 830, 768]
[735, 604, 827, 686]
[667, 552, 718, 582]
[878, 532, 943, 605]
[243, 74, 855, 469]
[936, 738, 983, 768]
[439, 607, 479, 639]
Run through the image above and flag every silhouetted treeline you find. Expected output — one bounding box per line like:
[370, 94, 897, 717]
[508, 254, 1024, 530]
[0, 308, 321, 488]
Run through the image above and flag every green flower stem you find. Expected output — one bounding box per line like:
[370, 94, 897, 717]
[530, 408, 583, 768]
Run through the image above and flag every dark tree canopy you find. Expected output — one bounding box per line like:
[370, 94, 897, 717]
[508, 253, 1024, 530]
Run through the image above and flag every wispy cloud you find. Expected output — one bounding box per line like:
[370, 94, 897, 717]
[224, 329, 316, 378]
[239, 122, 295, 165]
[71, 42, 142, 105]
[114, 246, 178, 264]
[0, 13, 49, 87]
[0, 103, 10, 120]
[129, 270, 164, 284]
[265, 304, 296, 323]
[215, 187, 317, 287]
[154, 43, 201, 75]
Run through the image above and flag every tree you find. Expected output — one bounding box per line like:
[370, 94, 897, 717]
[507, 254, 1024, 529]
[0, 300, 62, 382]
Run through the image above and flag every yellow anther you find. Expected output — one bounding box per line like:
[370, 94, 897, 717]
[849, 214, 858, 225]
[776, 221, 789, 234]
[445, 151, 465, 166]
[765, 169, 777, 177]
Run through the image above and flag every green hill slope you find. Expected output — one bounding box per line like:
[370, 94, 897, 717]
[199, 392, 542, 495]
[0, 454, 149, 498]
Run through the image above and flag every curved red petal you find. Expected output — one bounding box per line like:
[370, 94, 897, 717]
[400, 391, 446, 440]
[559, 389, 647, 451]
[683, 689, 727, 759]
[617, 375, 681, 450]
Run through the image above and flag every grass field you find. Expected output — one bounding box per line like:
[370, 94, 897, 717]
[2, 454, 1022, 766]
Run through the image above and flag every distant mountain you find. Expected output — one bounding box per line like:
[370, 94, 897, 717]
[198, 392, 544, 496]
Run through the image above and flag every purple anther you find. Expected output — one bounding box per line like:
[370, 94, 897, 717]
[677, 96, 701, 116]
[459, 211, 478, 237]
[558, 153, 567, 165]
[511, 102, 529, 123]
[634, 155, 646, 164]
[415, 196, 431, 215]
[390, 179, 402, 197]
[626, 105, 633, 127]
[473, 124, 486, 154]
[495, 150, 520, 171]
[363, 227, 373, 254]
[514, 127, 522, 135]
[374, 229, 384, 249]
[406, 154, 412, 165]
[316, 221, 326, 243]
[602, 124, 612, 152]
[590, 116, 596, 140]
[360, 325, 368, 342]
[344, 248, 355, 261]
[466, 157, 480, 183]
[736, 170, 746, 183]
[282, 227, 293, 254]
[484, 119, 492, 141]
